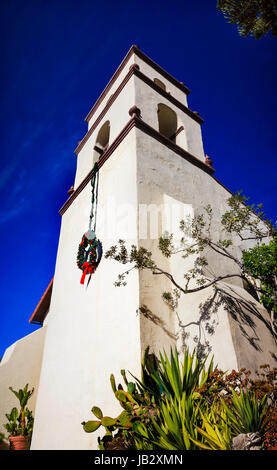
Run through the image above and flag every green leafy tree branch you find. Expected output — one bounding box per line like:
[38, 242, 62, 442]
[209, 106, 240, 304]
[105, 192, 277, 340]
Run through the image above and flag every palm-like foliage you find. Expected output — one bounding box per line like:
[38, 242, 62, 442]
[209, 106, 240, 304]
[137, 347, 214, 401]
[131, 348, 214, 450]
[151, 394, 205, 450]
[222, 389, 270, 435]
[191, 406, 233, 450]
[132, 394, 205, 450]
[82, 347, 273, 450]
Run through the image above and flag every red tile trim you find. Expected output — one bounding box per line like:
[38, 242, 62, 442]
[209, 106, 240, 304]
[29, 278, 53, 325]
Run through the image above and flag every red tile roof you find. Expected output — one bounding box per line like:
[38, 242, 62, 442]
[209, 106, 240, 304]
[29, 278, 53, 325]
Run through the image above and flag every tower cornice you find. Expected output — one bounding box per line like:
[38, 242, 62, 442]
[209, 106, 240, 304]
[61, 114, 215, 217]
[84, 45, 191, 124]
[75, 65, 203, 155]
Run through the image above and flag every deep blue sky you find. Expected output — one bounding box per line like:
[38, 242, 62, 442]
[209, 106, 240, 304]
[0, 1, 276, 358]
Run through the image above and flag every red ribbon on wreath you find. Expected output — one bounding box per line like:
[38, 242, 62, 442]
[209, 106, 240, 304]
[80, 261, 96, 285]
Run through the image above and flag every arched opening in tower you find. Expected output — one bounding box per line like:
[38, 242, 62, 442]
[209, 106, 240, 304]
[93, 120, 110, 163]
[154, 78, 166, 91]
[157, 103, 177, 143]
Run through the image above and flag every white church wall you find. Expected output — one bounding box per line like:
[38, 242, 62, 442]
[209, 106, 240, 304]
[74, 75, 136, 189]
[134, 126, 237, 368]
[133, 75, 205, 160]
[31, 130, 141, 450]
[87, 54, 135, 130]
[134, 128, 276, 372]
[85, 47, 189, 134]
[0, 327, 47, 442]
[133, 54, 188, 108]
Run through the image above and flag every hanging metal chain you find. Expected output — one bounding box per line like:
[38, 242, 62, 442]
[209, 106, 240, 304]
[89, 162, 99, 231]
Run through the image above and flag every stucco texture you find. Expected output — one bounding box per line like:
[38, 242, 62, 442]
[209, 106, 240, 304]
[0, 327, 46, 443]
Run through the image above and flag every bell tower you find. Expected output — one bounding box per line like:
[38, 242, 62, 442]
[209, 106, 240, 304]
[30, 46, 276, 450]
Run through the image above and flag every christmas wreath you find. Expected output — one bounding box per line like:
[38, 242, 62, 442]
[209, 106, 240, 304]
[76, 162, 102, 285]
[77, 230, 102, 284]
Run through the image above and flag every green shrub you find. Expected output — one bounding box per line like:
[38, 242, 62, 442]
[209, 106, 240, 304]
[81, 348, 277, 450]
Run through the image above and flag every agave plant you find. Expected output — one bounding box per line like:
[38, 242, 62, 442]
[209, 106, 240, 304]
[156, 348, 214, 400]
[190, 389, 270, 450]
[190, 406, 233, 450]
[82, 347, 215, 450]
[132, 393, 206, 450]
[130, 348, 215, 450]
[221, 389, 270, 436]
[134, 347, 214, 403]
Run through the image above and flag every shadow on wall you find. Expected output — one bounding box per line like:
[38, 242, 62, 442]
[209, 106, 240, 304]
[181, 285, 277, 368]
[139, 284, 277, 370]
[138, 304, 177, 342]
[217, 286, 277, 364]
[0, 439, 9, 450]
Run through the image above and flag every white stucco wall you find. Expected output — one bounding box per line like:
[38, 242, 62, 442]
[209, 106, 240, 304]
[135, 127, 276, 372]
[86, 48, 189, 133]
[0, 327, 46, 443]
[75, 76, 136, 188]
[31, 130, 141, 450]
[133, 54, 188, 108]
[134, 76, 204, 160]
[86, 53, 135, 131]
